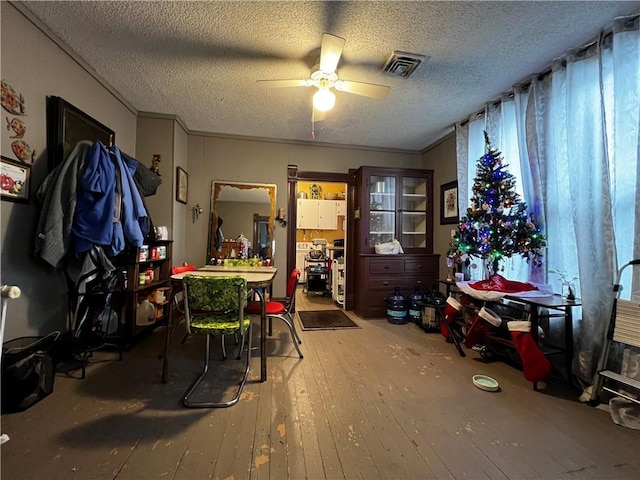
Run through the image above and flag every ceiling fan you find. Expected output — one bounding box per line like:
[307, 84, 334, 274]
[257, 33, 390, 131]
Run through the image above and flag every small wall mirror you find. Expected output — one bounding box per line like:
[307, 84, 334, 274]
[208, 181, 276, 262]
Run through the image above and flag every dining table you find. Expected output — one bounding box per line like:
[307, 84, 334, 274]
[162, 265, 278, 384]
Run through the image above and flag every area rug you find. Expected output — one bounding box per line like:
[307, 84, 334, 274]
[298, 310, 360, 330]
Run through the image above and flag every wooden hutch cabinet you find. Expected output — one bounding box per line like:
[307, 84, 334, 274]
[352, 166, 439, 318]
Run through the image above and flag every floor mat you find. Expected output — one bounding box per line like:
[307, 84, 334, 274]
[298, 310, 360, 330]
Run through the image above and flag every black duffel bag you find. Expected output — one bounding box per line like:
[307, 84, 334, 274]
[2, 331, 60, 412]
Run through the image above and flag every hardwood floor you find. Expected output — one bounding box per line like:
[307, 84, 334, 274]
[296, 285, 338, 311]
[1, 287, 638, 480]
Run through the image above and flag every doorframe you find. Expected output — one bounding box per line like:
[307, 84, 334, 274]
[286, 166, 354, 310]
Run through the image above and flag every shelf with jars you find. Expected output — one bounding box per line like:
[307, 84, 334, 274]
[120, 240, 173, 342]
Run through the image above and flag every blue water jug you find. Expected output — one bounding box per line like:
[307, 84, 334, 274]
[408, 284, 425, 324]
[386, 287, 408, 325]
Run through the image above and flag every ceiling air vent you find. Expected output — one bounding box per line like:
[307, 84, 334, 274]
[382, 51, 428, 78]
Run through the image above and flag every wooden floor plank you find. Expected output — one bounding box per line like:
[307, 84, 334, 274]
[290, 350, 326, 479]
[228, 375, 261, 480]
[327, 321, 448, 480]
[250, 353, 275, 480]
[298, 327, 348, 479]
[174, 408, 230, 480]
[310, 329, 384, 479]
[275, 354, 307, 480]
[341, 319, 498, 480]
[254, 352, 289, 480]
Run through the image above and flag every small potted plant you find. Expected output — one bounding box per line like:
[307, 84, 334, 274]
[549, 269, 578, 300]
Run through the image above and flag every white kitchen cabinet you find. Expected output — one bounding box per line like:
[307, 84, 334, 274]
[297, 199, 317, 229]
[336, 200, 346, 217]
[297, 199, 338, 230]
[318, 201, 338, 229]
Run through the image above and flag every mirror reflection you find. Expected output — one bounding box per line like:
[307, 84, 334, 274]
[208, 181, 276, 263]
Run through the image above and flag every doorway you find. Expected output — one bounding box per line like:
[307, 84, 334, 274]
[286, 166, 353, 312]
[253, 214, 270, 259]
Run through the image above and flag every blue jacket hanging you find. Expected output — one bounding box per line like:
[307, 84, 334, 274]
[72, 141, 148, 257]
[115, 147, 149, 247]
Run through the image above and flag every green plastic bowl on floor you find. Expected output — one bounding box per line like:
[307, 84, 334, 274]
[472, 374, 500, 392]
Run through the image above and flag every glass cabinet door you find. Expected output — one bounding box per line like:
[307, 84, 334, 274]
[369, 175, 395, 246]
[401, 176, 427, 248]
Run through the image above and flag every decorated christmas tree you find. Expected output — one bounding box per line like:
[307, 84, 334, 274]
[447, 131, 546, 275]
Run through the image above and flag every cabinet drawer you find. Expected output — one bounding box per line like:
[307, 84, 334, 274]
[368, 258, 404, 274]
[404, 257, 437, 273]
[369, 276, 417, 291]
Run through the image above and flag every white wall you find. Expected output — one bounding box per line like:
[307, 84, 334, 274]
[422, 133, 457, 280]
[172, 120, 189, 265]
[135, 114, 191, 265]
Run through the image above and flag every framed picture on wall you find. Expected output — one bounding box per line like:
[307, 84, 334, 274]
[46, 96, 115, 172]
[440, 180, 459, 225]
[176, 166, 188, 204]
[1, 156, 31, 203]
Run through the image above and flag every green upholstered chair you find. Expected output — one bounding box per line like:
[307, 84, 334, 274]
[182, 275, 250, 408]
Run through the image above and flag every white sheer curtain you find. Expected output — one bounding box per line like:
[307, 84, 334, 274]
[456, 14, 640, 385]
[606, 16, 640, 295]
[528, 15, 639, 384]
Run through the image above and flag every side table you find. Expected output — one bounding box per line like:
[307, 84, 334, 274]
[505, 294, 580, 381]
[437, 279, 580, 384]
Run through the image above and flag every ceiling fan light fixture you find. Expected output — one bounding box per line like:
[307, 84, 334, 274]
[313, 88, 336, 111]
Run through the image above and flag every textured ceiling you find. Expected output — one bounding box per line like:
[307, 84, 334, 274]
[18, 1, 639, 151]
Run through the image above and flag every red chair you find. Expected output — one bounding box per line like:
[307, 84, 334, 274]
[171, 264, 197, 275]
[159, 264, 197, 357]
[245, 269, 303, 359]
[170, 264, 197, 325]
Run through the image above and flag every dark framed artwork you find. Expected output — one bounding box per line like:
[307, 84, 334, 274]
[176, 166, 188, 204]
[1, 156, 31, 203]
[46, 96, 115, 172]
[440, 180, 459, 225]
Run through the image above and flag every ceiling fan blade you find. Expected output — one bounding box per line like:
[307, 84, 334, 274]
[335, 80, 390, 99]
[319, 33, 345, 74]
[256, 79, 309, 88]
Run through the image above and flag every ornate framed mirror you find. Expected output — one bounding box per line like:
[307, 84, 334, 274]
[207, 181, 276, 262]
